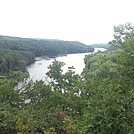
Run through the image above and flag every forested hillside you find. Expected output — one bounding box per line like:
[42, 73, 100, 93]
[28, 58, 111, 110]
[0, 36, 94, 57]
[0, 23, 134, 133]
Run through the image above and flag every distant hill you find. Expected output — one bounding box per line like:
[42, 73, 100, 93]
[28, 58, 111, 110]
[90, 43, 116, 50]
[0, 35, 94, 57]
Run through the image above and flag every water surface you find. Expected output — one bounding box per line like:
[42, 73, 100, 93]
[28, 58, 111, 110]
[27, 48, 106, 81]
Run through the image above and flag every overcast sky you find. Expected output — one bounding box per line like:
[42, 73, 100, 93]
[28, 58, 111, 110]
[0, 0, 134, 44]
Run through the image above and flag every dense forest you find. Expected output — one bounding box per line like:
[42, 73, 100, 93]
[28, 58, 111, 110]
[0, 36, 94, 57]
[0, 23, 134, 134]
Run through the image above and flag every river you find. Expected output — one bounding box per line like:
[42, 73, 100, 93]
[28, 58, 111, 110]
[27, 48, 106, 82]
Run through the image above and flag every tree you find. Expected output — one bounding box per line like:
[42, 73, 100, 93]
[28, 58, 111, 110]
[109, 22, 134, 48]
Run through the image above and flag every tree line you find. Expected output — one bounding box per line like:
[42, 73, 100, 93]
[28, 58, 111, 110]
[0, 36, 94, 57]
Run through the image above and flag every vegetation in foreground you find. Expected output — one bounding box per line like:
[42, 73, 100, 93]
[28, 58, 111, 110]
[0, 23, 134, 133]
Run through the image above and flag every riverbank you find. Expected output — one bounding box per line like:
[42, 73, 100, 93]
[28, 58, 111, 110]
[27, 48, 107, 82]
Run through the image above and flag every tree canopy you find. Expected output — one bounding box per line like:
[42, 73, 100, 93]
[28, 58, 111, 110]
[0, 23, 134, 133]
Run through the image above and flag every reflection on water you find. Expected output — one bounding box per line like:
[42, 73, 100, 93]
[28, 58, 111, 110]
[27, 48, 107, 82]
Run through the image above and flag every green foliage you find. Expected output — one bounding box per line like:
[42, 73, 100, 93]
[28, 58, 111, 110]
[46, 60, 81, 93]
[81, 23, 134, 133]
[83, 49, 123, 79]
[0, 80, 21, 134]
[0, 35, 94, 57]
[0, 23, 134, 133]
[110, 22, 134, 48]
[0, 49, 35, 74]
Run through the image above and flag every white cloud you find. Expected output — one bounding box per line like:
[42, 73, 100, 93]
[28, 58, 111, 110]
[0, 0, 134, 44]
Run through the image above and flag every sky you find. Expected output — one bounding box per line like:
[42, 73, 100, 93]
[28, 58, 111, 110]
[0, 0, 134, 44]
